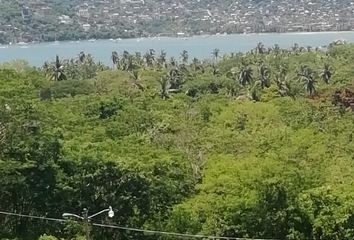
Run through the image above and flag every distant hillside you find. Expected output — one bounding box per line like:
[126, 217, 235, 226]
[0, 0, 353, 43]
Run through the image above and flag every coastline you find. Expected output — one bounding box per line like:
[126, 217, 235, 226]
[1, 30, 353, 67]
[2, 30, 354, 47]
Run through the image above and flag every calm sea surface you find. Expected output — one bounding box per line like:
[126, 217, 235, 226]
[1, 31, 353, 66]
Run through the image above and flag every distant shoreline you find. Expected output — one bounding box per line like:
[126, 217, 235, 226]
[2, 30, 354, 47]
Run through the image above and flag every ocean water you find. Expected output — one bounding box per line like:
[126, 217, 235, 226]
[0, 31, 352, 66]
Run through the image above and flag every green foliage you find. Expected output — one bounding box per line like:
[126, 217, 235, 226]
[50, 79, 95, 98]
[3, 43, 354, 240]
[38, 235, 58, 240]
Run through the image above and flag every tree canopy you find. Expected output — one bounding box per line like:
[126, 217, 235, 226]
[1, 42, 354, 240]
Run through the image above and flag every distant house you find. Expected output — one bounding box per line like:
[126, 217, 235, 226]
[110, 13, 120, 19]
[82, 24, 91, 31]
[1, 25, 12, 32]
[59, 15, 72, 24]
[36, 7, 52, 16]
[78, 9, 90, 18]
[22, 7, 32, 22]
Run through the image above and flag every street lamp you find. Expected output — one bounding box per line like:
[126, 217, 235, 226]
[62, 206, 114, 240]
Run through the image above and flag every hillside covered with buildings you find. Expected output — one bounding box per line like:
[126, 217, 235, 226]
[1, 0, 354, 44]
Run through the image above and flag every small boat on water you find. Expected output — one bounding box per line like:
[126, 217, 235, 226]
[88, 39, 96, 42]
[18, 42, 28, 45]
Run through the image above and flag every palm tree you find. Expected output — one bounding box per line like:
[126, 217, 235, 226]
[170, 57, 177, 67]
[256, 42, 265, 54]
[42, 61, 51, 78]
[212, 64, 220, 76]
[134, 52, 143, 66]
[273, 44, 280, 55]
[181, 50, 188, 64]
[303, 75, 316, 95]
[227, 67, 238, 81]
[320, 63, 332, 84]
[129, 55, 136, 71]
[298, 66, 316, 95]
[277, 63, 288, 79]
[212, 48, 220, 62]
[85, 54, 95, 66]
[148, 49, 156, 65]
[180, 64, 189, 75]
[78, 51, 86, 63]
[158, 76, 170, 100]
[291, 43, 299, 52]
[248, 81, 261, 101]
[149, 49, 155, 59]
[120, 54, 134, 71]
[168, 68, 184, 90]
[192, 57, 202, 71]
[227, 67, 247, 97]
[49, 55, 66, 81]
[275, 77, 296, 99]
[239, 66, 253, 86]
[144, 50, 155, 67]
[130, 70, 144, 91]
[111, 51, 119, 69]
[157, 50, 167, 68]
[97, 61, 106, 71]
[258, 64, 270, 88]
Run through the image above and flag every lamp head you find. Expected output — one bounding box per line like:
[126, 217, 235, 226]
[108, 206, 114, 218]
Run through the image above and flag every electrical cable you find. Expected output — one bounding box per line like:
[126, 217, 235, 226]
[0, 210, 278, 240]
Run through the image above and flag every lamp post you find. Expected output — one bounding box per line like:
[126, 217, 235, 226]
[62, 206, 114, 240]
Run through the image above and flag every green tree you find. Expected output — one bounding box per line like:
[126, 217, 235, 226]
[130, 70, 144, 91]
[181, 50, 188, 64]
[320, 63, 332, 84]
[212, 48, 220, 62]
[48, 55, 66, 81]
[258, 64, 270, 88]
[158, 76, 170, 100]
[111, 51, 119, 69]
[298, 66, 317, 95]
[239, 66, 253, 86]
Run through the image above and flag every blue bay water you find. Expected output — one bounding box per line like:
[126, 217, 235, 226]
[0, 31, 353, 66]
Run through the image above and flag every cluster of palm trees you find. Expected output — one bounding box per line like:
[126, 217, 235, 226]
[109, 48, 225, 97]
[42, 42, 334, 101]
[110, 48, 215, 98]
[43, 52, 107, 81]
[229, 43, 333, 99]
[111, 48, 217, 71]
[108, 43, 333, 101]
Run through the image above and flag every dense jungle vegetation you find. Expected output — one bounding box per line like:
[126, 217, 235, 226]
[2, 42, 354, 240]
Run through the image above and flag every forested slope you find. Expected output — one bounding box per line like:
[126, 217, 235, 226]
[1, 43, 354, 239]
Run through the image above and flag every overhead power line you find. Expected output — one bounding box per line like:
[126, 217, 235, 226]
[0, 210, 278, 240]
[0, 211, 66, 223]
